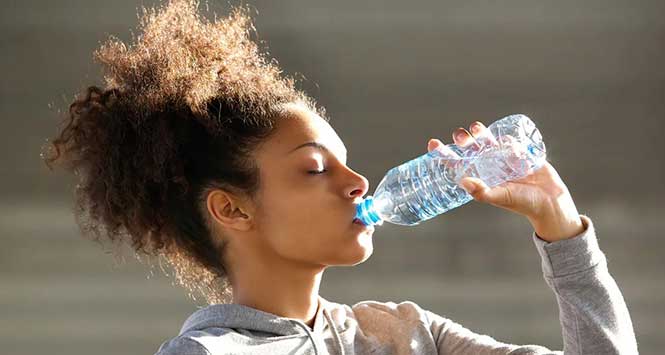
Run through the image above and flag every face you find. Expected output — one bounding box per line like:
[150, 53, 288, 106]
[249, 103, 374, 268]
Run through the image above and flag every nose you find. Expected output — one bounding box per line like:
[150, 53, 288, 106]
[344, 169, 370, 199]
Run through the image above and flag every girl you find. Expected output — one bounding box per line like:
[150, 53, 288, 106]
[42, 1, 637, 354]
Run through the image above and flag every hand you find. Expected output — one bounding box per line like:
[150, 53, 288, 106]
[427, 121, 585, 242]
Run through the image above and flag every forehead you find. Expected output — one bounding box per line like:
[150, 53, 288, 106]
[264, 104, 347, 157]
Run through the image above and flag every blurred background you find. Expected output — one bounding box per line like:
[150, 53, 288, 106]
[2, 0, 664, 353]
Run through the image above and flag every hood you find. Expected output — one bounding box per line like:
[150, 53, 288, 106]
[178, 295, 347, 355]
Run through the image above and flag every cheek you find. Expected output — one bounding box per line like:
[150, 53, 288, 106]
[256, 188, 328, 254]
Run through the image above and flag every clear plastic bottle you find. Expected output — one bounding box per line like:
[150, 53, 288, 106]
[355, 114, 547, 226]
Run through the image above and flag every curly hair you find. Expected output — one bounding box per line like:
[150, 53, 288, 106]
[41, 0, 323, 304]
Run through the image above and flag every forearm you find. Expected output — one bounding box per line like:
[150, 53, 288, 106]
[532, 215, 638, 354]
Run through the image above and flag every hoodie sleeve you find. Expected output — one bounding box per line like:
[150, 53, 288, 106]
[427, 214, 638, 355]
[154, 336, 211, 355]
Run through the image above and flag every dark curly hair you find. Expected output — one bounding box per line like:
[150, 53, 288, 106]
[41, 0, 324, 304]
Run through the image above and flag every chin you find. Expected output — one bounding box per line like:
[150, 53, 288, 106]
[341, 238, 374, 266]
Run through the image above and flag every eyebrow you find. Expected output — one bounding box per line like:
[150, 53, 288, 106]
[288, 141, 348, 159]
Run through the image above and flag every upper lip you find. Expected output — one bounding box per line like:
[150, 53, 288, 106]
[352, 204, 362, 223]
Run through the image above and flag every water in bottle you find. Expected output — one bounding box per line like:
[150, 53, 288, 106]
[354, 114, 546, 226]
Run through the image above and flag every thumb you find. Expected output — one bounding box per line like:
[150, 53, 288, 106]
[459, 177, 505, 204]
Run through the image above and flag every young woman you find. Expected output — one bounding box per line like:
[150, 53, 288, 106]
[42, 1, 637, 354]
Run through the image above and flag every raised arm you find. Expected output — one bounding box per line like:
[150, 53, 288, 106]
[427, 214, 638, 354]
[425, 120, 637, 354]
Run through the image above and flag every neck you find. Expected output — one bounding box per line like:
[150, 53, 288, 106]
[229, 256, 326, 328]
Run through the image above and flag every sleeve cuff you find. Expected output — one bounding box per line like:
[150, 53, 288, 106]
[531, 214, 606, 278]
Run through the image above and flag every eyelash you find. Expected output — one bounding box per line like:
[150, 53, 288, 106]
[308, 169, 328, 175]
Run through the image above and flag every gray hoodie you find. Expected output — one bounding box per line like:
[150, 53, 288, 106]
[155, 215, 638, 354]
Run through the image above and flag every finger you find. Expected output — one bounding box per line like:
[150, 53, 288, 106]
[427, 138, 460, 158]
[459, 177, 513, 207]
[469, 121, 498, 147]
[427, 138, 444, 152]
[452, 127, 483, 160]
[452, 127, 479, 148]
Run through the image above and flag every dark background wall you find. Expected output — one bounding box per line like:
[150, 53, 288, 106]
[1, 0, 663, 354]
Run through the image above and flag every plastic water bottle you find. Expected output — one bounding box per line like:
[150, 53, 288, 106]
[354, 114, 547, 226]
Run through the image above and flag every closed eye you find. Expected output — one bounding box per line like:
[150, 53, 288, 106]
[308, 169, 328, 175]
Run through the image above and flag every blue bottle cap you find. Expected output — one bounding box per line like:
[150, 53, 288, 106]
[355, 196, 383, 226]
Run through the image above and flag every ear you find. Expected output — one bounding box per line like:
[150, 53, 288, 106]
[206, 189, 254, 232]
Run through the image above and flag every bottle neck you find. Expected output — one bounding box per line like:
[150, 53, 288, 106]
[355, 196, 383, 226]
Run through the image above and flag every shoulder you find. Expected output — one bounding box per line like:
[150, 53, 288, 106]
[154, 335, 210, 355]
